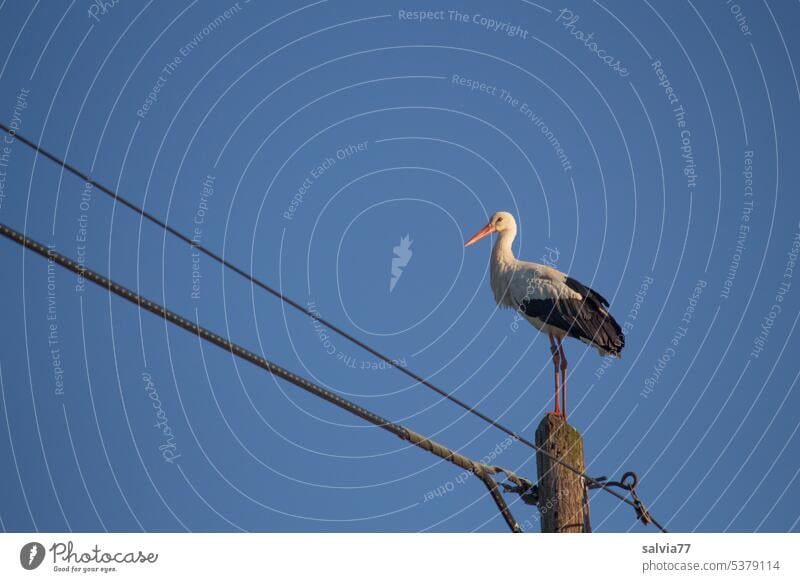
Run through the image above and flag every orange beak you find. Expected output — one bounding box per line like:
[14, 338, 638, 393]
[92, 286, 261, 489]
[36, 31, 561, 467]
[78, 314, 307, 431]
[464, 223, 496, 247]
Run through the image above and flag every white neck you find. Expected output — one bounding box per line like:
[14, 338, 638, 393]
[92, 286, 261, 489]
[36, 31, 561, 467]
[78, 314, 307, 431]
[489, 227, 520, 307]
[492, 228, 517, 265]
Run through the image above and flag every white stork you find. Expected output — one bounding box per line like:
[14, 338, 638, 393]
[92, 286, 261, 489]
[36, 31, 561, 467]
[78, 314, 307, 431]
[465, 211, 624, 420]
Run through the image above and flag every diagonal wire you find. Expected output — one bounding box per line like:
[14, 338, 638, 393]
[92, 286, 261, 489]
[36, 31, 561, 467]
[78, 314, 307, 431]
[0, 123, 528, 444]
[0, 124, 667, 532]
[0, 222, 525, 533]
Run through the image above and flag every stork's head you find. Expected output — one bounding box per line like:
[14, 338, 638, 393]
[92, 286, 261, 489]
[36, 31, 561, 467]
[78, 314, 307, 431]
[464, 211, 516, 247]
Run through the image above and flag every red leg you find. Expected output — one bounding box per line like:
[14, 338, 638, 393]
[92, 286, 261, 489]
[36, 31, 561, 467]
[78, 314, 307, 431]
[558, 338, 568, 421]
[549, 334, 561, 416]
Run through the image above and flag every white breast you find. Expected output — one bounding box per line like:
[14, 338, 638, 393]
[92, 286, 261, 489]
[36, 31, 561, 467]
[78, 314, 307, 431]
[491, 258, 581, 308]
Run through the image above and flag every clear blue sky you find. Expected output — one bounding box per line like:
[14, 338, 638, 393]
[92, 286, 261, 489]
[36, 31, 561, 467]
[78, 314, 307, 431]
[0, 0, 798, 532]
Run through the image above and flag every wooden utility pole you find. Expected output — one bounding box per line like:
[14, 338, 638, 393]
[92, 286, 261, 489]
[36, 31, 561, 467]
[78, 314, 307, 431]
[535, 414, 591, 532]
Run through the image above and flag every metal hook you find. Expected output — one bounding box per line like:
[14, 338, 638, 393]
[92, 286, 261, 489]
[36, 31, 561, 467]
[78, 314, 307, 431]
[587, 470, 652, 526]
[620, 471, 639, 491]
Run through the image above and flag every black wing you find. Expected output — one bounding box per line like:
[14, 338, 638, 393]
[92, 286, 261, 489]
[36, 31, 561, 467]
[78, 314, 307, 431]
[518, 280, 624, 356]
[564, 276, 610, 308]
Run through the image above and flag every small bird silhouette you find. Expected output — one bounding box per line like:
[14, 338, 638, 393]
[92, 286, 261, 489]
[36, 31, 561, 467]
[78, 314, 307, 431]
[390, 235, 413, 292]
[28, 545, 38, 566]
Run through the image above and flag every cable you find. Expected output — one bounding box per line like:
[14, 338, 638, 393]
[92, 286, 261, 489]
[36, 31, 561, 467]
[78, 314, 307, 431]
[0, 221, 525, 533]
[0, 123, 543, 448]
[0, 125, 668, 532]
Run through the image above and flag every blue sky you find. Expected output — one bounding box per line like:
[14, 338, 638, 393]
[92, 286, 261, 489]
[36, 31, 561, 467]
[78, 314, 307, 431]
[0, 0, 799, 532]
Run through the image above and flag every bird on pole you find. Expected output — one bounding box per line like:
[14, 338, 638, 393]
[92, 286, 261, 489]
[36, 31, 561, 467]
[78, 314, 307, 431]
[464, 211, 624, 421]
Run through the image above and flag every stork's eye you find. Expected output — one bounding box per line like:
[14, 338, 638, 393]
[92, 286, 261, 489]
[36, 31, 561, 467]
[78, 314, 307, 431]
[496, 217, 503, 222]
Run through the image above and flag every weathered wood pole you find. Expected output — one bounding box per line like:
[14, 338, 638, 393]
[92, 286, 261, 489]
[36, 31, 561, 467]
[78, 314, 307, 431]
[535, 413, 591, 532]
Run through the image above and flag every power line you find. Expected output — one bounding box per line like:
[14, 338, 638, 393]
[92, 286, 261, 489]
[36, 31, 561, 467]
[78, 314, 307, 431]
[0, 123, 541, 449]
[0, 124, 668, 532]
[0, 221, 530, 533]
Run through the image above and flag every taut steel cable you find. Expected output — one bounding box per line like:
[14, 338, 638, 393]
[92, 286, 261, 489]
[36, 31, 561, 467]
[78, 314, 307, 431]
[0, 221, 528, 532]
